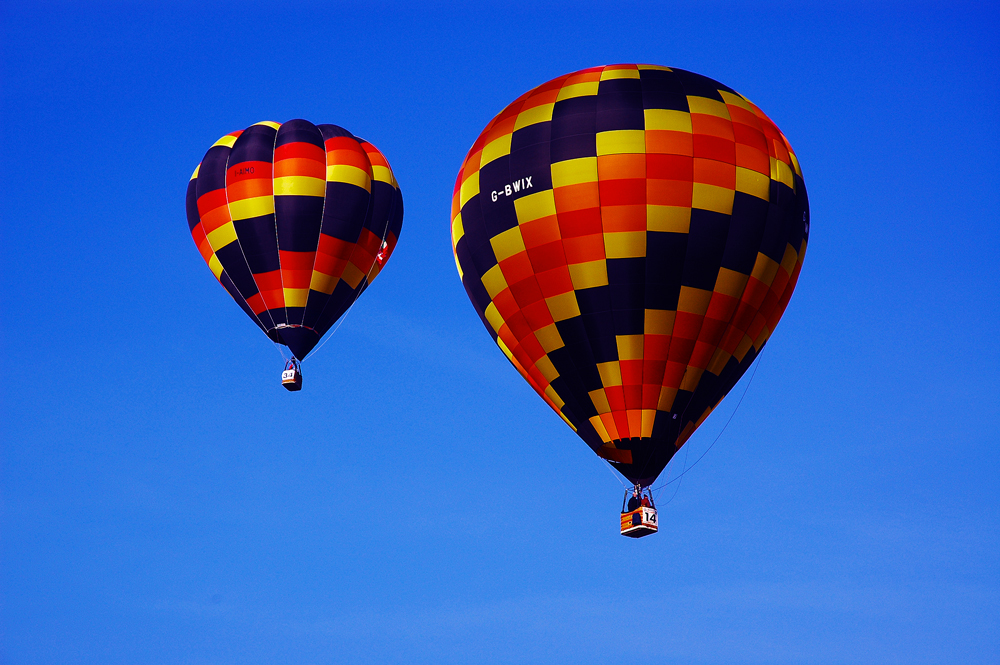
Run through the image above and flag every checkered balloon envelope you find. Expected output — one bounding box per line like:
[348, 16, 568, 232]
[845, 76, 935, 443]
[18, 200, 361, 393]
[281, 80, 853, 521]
[450, 65, 808, 486]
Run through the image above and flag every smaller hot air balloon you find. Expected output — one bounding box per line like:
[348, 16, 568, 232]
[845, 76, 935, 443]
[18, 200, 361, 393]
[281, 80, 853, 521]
[187, 120, 403, 390]
[451, 65, 808, 535]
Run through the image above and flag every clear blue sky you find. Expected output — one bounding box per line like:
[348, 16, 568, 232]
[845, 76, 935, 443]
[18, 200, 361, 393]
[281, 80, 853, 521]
[2, 2, 998, 664]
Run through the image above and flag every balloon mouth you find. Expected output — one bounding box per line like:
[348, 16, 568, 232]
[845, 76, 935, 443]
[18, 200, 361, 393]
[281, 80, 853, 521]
[269, 324, 322, 361]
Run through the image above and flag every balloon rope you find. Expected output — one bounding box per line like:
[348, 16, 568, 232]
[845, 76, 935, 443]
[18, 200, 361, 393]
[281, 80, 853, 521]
[600, 458, 630, 490]
[652, 350, 765, 499]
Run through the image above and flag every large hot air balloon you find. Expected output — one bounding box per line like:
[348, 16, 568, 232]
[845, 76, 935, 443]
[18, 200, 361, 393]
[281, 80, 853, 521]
[187, 120, 403, 390]
[451, 65, 808, 532]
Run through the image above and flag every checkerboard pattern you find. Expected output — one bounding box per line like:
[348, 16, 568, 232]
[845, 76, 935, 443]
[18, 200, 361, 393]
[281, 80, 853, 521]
[451, 66, 809, 486]
[187, 120, 403, 360]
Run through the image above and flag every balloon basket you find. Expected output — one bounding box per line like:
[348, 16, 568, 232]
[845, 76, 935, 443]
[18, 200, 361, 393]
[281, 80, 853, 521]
[620, 507, 658, 538]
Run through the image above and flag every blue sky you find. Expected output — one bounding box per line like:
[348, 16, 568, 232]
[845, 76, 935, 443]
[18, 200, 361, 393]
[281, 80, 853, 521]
[2, 2, 998, 664]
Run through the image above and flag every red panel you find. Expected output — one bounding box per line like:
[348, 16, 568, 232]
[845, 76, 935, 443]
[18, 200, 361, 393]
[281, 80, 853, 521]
[521, 299, 555, 330]
[535, 265, 574, 297]
[527, 241, 567, 273]
[498, 252, 535, 285]
[556, 206, 603, 236]
[692, 135, 736, 164]
[645, 130, 693, 156]
[508, 276, 545, 308]
[598, 178, 646, 206]
[647, 179, 693, 207]
[562, 234, 606, 263]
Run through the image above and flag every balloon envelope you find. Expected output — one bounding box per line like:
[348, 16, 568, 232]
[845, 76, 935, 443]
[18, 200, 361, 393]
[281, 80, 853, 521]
[451, 65, 808, 486]
[187, 120, 403, 360]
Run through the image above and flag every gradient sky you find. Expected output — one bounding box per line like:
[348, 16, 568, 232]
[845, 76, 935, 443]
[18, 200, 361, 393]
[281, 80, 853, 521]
[2, 2, 998, 664]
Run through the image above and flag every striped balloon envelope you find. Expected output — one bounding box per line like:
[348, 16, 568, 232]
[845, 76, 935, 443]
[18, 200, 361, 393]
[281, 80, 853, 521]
[451, 65, 808, 487]
[187, 120, 403, 362]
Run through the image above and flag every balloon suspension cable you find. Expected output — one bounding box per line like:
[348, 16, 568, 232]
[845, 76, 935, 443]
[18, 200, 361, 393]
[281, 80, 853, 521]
[651, 350, 766, 503]
[302, 210, 394, 363]
[600, 458, 630, 490]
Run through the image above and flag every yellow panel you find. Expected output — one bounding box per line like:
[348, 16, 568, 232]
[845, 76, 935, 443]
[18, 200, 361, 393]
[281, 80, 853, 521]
[371, 165, 394, 184]
[596, 130, 645, 155]
[637, 64, 671, 72]
[212, 134, 238, 148]
[497, 336, 515, 361]
[451, 212, 465, 246]
[274, 175, 326, 197]
[490, 226, 526, 262]
[206, 221, 237, 249]
[781, 242, 799, 274]
[788, 150, 803, 179]
[460, 171, 480, 208]
[558, 410, 578, 431]
[481, 264, 508, 299]
[644, 109, 692, 132]
[600, 68, 639, 80]
[534, 323, 565, 353]
[604, 231, 646, 259]
[640, 409, 656, 437]
[647, 205, 691, 233]
[597, 361, 623, 387]
[207, 253, 223, 279]
[228, 196, 274, 220]
[253, 120, 281, 130]
[754, 326, 772, 351]
[309, 271, 338, 294]
[485, 301, 504, 333]
[771, 156, 795, 188]
[283, 287, 309, 308]
[551, 157, 598, 188]
[750, 252, 780, 286]
[677, 286, 712, 314]
[342, 262, 365, 289]
[190, 163, 201, 180]
[707, 347, 732, 375]
[453, 251, 463, 280]
[569, 259, 608, 290]
[692, 183, 734, 215]
[715, 267, 749, 298]
[687, 96, 730, 119]
[736, 167, 770, 201]
[481, 132, 513, 167]
[733, 333, 754, 362]
[536, 355, 560, 382]
[680, 366, 705, 392]
[326, 164, 371, 190]
[545, 291, 580, 321]
[589, 415, 612, 443]
[556, 81, 599, 101]
[720, 90, 754, 112]
[616, 334, 644, 360]
[544, 384, 565, 409]
[514, 189, 557, 224]
[514, 103, 554, 130]
[589, 388, 611, 414]
[644, 309, 675, 335]
[657, 386, 678, 411]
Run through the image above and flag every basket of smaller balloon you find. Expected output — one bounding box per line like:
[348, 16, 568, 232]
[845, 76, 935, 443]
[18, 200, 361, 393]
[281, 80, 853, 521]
[281, 367, 302, 391]
[620, 507, 658, 538]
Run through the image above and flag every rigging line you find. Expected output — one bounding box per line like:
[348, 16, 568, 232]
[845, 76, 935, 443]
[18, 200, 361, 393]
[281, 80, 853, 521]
[600, 457, 629, 490]
[303, 178, 397, 362]
[650, 349, 765, 494]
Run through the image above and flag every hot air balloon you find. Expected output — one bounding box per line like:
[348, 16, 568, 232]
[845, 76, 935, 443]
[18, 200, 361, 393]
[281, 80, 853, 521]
[450, 65, 808, 535]
[187, 120, 403, 390]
